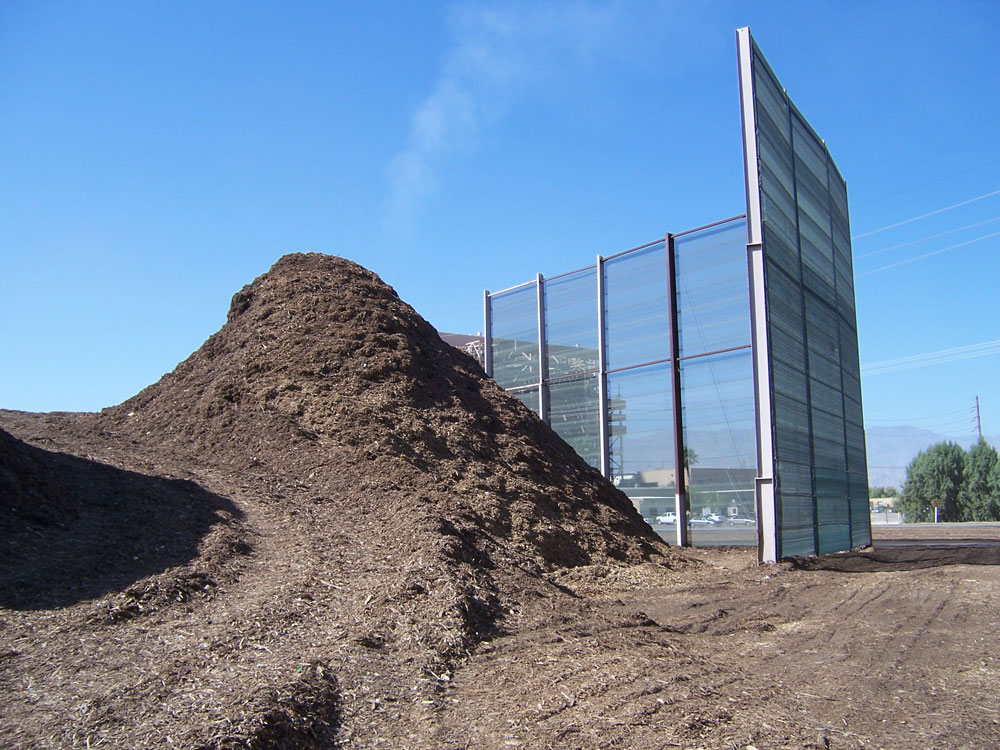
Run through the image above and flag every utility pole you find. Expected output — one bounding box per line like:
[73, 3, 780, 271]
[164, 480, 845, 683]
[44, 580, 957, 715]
[975, 396, 982, 440]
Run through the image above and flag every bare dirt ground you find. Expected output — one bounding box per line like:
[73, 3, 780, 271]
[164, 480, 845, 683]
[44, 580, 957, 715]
[2, 254, 998, 749]
[438, 524, 1000, 749]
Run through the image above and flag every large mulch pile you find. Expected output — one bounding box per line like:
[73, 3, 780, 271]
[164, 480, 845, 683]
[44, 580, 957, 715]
[0, 253, 673, 748]
[5, 254, 1000, 749]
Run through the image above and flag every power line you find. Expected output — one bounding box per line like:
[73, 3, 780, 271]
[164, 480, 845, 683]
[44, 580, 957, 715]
[851, 187, 1000, 240]
[868, 424, 980, 440]
[862, 338, 1000, 376]
[854, 159, 1000, 208]
[855, 215, 1000, 260]
[865, 399, 986, 440]
[855, 229, 1000, 277]
[865, 407, 973, 425]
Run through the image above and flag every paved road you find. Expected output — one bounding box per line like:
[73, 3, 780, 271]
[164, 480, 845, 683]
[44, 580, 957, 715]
[650, 522, 757, 546]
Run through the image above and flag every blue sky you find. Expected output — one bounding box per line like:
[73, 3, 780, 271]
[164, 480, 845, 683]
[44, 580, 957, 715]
[2, 1, 998, 444]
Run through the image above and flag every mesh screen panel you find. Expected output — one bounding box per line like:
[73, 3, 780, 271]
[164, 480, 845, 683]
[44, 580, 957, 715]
[777, 460, 813, 495]
[603, 242, 669, 370]
[490, 285, 539, 390]
[675, 221, 751, 357]
[849, 473, 871, 548]
[679, 349, 757, 523]
[543, 268, 599, 379]
[510, 386, 539, 415]
[750, 34, 871, 556]
[780, 493, 817, 557]
[763, 262, 805, 345]
[548, 375, 601, 469]
[606, 363, 674, 481]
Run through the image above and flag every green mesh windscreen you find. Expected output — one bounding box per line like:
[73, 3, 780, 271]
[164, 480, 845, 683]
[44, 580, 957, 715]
[749, 35, 871, 557]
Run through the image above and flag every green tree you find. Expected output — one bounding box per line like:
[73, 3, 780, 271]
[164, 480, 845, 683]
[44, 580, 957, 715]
[683, 447, 699, 469]
[868, 485, 899, 499]
[960, 438, 1000, 521]
[898, 442, 966, 523]
[990, 458, 1000, 517]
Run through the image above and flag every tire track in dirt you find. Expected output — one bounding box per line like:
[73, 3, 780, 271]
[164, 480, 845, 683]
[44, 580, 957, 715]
[726, 565, 997, 749]
[783, 577, 896, 668]
[888, 578, 954, 671]
[431, 556, 842, 748]
[617, 543, 1000, 749]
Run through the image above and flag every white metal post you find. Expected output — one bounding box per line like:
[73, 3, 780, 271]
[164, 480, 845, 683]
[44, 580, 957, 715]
[738, 26, 778, 563]
[596, 255, 610, 478]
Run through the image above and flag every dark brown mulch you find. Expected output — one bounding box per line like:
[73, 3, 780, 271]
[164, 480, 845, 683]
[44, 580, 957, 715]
[0, 253, 670, 748]
[5, 254, 997, 749]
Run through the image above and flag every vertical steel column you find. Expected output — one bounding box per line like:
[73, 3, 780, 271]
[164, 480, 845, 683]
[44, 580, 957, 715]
[536, 273, 549, 424]
[738, 27, 778, 563]
[483, 289, 493, 378]
[596, 255, 610, 478]
[665, 233, 690, 547]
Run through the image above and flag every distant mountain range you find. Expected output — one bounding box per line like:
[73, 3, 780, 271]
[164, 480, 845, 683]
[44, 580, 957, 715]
[866, 426, 999, 490]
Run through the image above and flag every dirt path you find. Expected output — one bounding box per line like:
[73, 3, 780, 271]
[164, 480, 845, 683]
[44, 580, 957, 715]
[424, 528, 1000, 749]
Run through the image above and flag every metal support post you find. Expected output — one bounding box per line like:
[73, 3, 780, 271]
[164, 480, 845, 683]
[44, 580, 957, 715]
[483, 289, 493, 377]
[665, 233, 690, 547]
[738, 27, 779, 563]
[596, 256, 610, 478]
[536, 273, 549, 424]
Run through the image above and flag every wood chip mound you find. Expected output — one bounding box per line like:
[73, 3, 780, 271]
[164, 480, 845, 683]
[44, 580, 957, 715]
[1, 253, 672, 748]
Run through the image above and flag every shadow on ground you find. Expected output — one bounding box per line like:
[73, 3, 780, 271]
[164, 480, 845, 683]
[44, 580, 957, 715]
[0, 428, 243, 610]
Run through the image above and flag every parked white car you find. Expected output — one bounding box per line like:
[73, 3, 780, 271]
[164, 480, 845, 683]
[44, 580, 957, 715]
[655, 512, 677, 524]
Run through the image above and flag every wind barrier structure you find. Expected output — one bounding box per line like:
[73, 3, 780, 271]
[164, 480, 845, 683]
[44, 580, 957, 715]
[738, 27, 870, 560]
[485, 218, 759, 549]
[482, 28, 871, 562]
